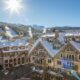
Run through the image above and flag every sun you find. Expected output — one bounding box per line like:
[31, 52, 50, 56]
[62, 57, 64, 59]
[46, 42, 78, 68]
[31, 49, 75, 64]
[5, 0, 23, 15]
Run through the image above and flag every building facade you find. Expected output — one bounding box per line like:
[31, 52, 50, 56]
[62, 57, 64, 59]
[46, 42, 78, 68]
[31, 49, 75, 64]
[54, 41, 80, 73]
[0, 45, 29, 69]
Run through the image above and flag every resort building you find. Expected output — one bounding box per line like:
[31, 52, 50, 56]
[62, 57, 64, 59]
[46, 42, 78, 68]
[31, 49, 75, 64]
[29, 38, 61, 68]
[29, 30, 80, 74]
[54, 41, 80, 73]
[0, 39, 30, 69]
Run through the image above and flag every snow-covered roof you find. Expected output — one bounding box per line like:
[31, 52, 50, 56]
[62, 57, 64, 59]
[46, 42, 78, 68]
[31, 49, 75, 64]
[70, 41, 80, 51]
[5, 26, 18, 38]
[0, 38, 28, 47]
[41, 33, 55, 38]
[29, 38, 60, 57]
[48, 71, 57, 76]
[3, 47, 28, 53]
[33, 69, 44, 74]
[65, 32, 80, 36]
[48, 71, 63, 77]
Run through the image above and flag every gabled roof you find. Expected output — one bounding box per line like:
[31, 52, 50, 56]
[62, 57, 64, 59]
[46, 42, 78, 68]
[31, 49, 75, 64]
[65, 32, 80, 36]
[0, 38, 28, 47]
[29, 38, 60, 57]
[70, 41, 80, 52]
[57, 41, 80, 54]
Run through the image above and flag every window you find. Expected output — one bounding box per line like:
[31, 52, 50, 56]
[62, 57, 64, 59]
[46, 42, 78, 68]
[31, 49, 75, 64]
[5, 64, 8, 68]
[48, 59, 52, 63]
[67, 54, 68, 59]
[40, 59, 42, 64]
[57, 61, 61, 65]
[69, 55, 71, 59]
[11, 46, 17, 50]
[79, 55, 80, 59]
[33, 57, 35, 60]
[9, 64, 13, 67]
[34, 50, 37, 55]
[22, 57, 25, 64]
[28, 58, 30, 62]
[9, 59, 12, 62]
[5, 60, 8, 63]
[72, 55, 74, 60]
[18, 58, 20, 64]
[14, 59, 16, 65]
[61, 54, 63, 57]
[38, 49, 44, 56]
[19, 46, 25, 49]
[3, 47, 9, 51]
[66, 47, 71, 51]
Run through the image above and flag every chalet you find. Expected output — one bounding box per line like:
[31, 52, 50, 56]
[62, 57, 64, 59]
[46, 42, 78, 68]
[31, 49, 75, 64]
[29, 38, 61, 68]
[0, 39, 30, 69]
[29, 32, 80, 73]
[54, 41, 80, 73]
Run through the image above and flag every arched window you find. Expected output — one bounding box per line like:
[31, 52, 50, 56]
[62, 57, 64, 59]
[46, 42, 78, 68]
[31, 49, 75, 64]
[69, 55, 71, 59]
[72, 55, 74, 60]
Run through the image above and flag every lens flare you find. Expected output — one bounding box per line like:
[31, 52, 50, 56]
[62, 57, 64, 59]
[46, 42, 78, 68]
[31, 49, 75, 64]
[5, 0, 23, 15]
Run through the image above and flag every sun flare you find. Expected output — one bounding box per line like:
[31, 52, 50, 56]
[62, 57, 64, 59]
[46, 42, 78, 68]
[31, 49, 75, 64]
[5, 0, 23, 15]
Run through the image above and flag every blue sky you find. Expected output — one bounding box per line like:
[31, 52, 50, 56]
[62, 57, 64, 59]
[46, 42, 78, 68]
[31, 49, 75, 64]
[0, 0, 80, 27]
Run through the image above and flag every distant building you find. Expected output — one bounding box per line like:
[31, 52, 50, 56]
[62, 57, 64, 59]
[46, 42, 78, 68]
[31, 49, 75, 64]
[64, 32, 80, 42]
